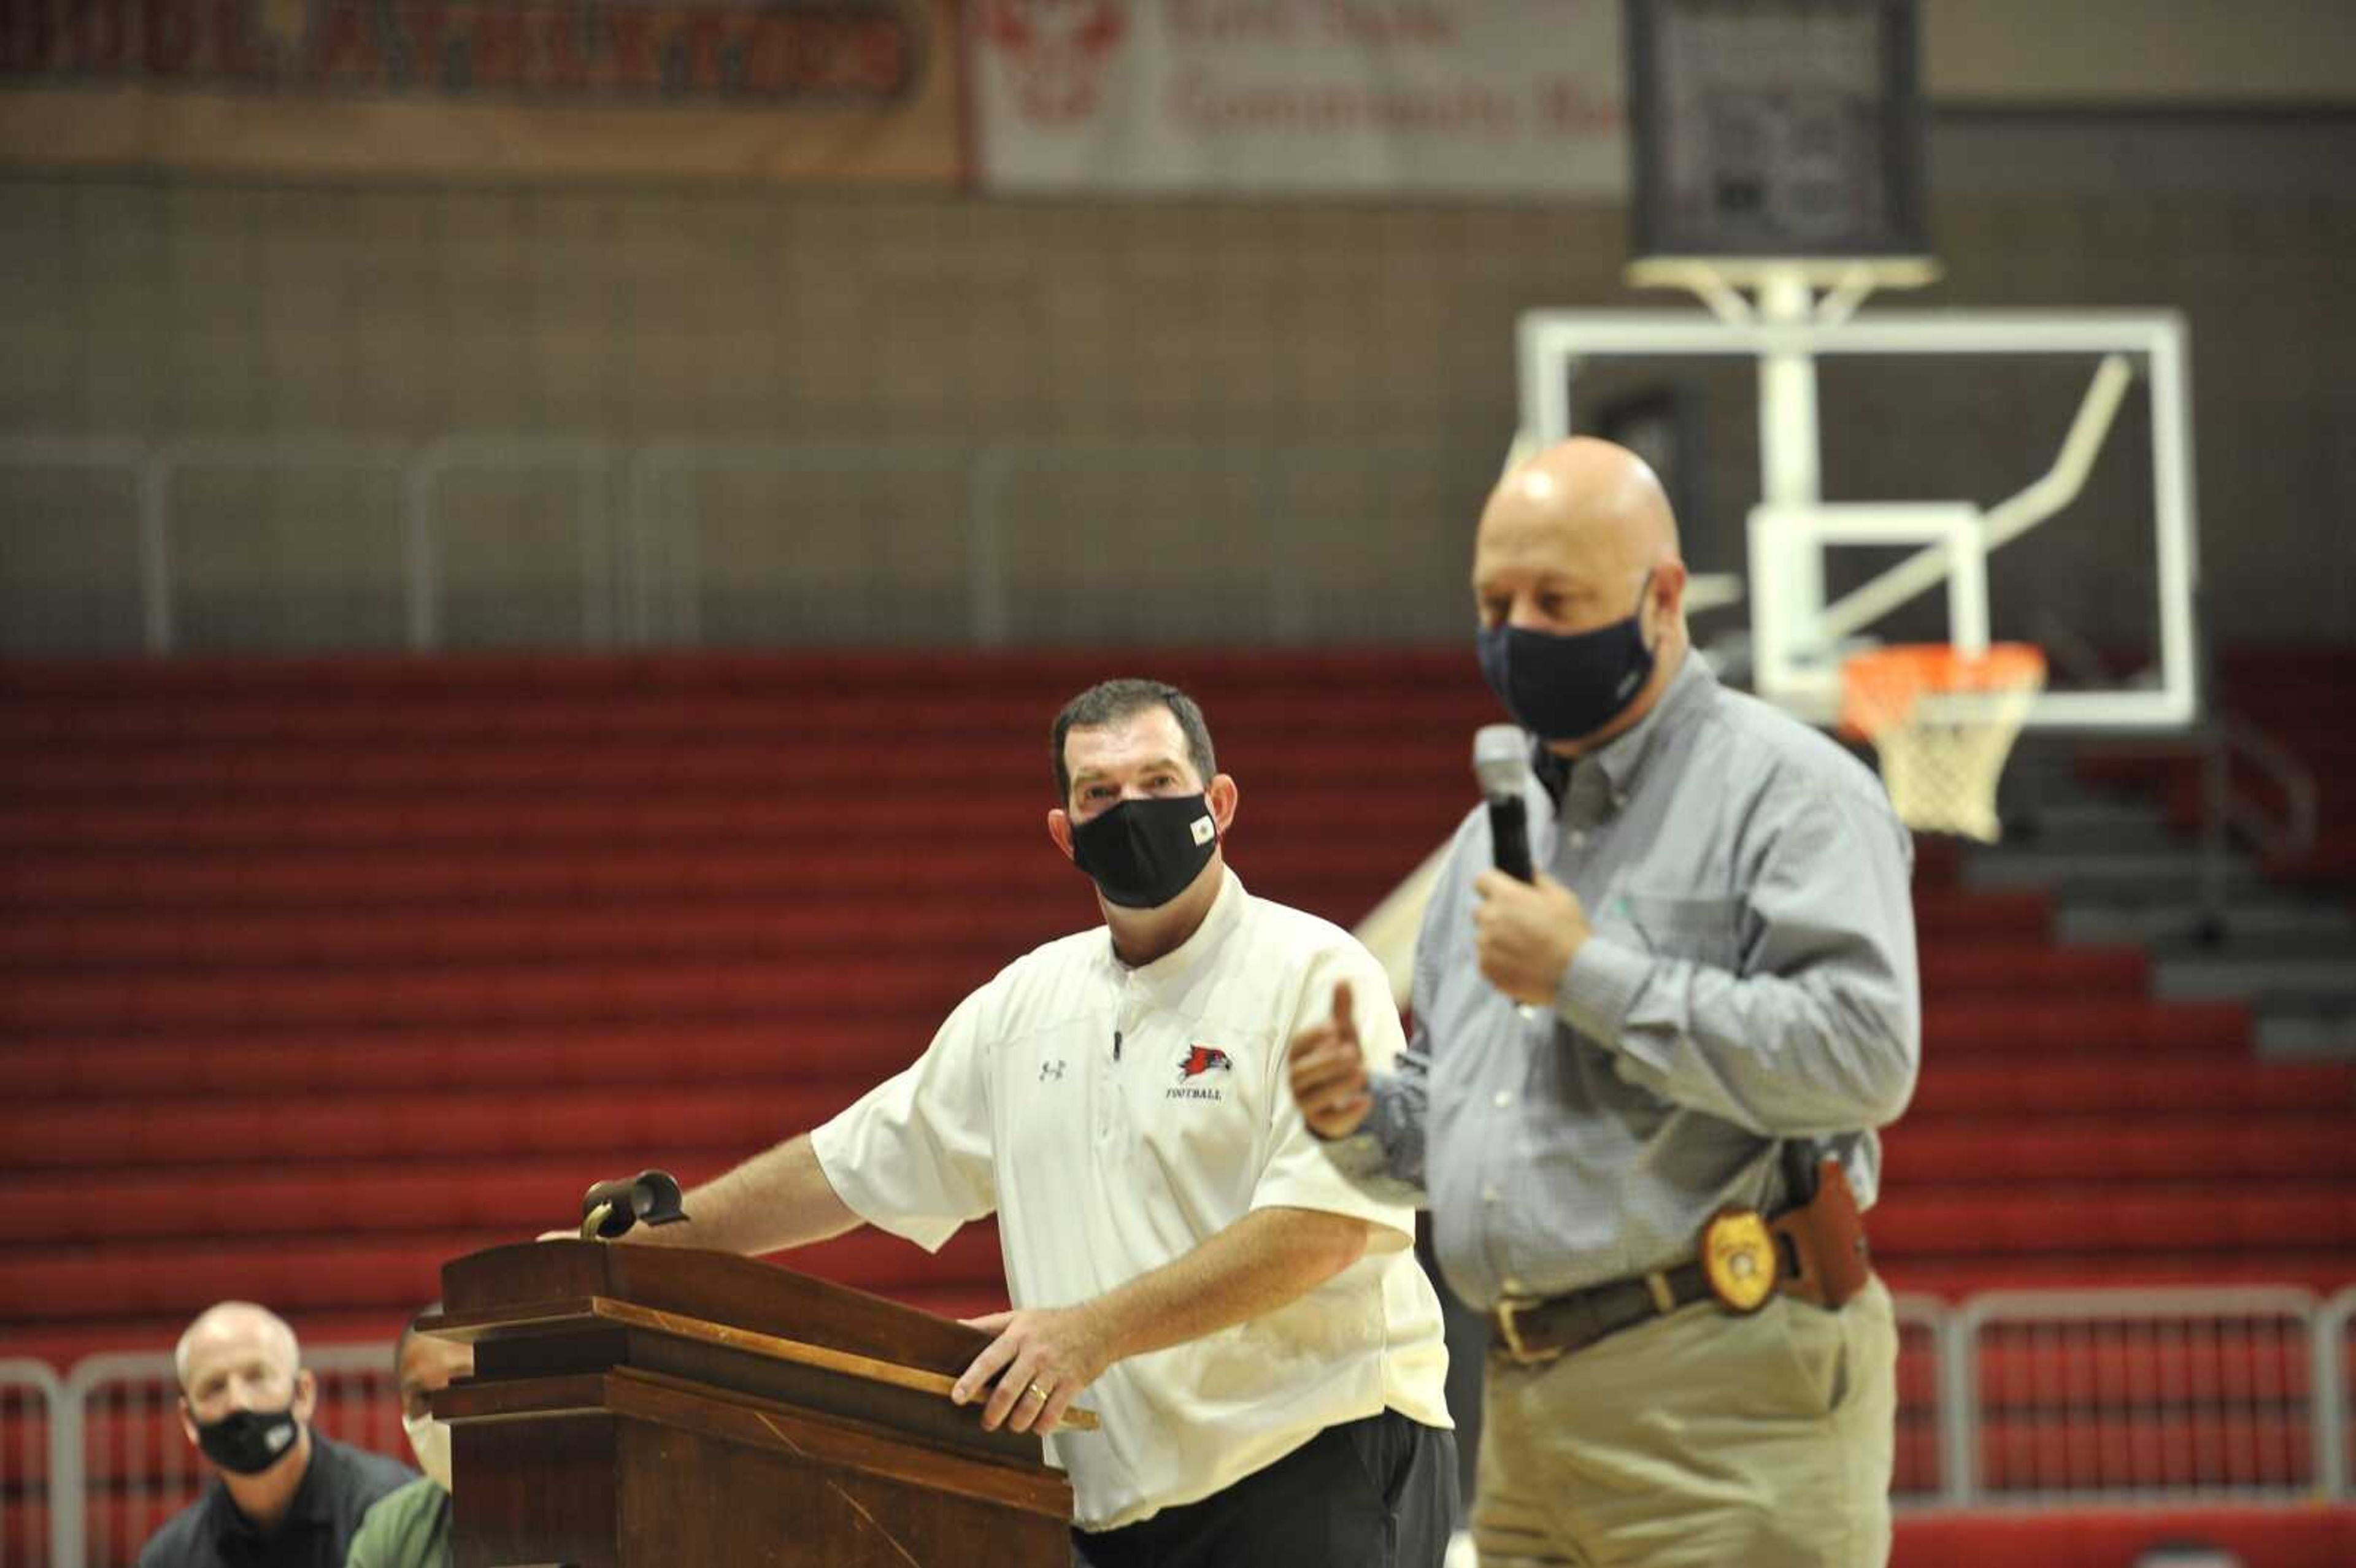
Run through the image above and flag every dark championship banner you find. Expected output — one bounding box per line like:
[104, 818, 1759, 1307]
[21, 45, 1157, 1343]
[0, 0, 964, 183]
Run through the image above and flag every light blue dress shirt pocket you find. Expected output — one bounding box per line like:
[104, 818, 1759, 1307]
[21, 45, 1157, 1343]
[1615, 891, 1745, 972]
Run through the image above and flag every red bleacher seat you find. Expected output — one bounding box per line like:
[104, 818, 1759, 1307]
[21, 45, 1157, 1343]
[1893, 1505, 2356, 1568]
[6, 645, 2354, 1555]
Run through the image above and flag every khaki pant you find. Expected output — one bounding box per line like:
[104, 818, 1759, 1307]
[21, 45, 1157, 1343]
[1472, 1276, 1898, 1568]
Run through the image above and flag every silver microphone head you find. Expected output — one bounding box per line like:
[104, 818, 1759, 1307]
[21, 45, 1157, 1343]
[1472, 724, 1531, 799]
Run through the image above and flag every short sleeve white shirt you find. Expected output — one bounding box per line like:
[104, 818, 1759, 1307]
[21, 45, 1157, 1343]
[809, 869, 1450, 1531]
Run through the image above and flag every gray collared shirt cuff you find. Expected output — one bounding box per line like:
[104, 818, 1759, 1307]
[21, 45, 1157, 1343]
[1314, 1079, 1428, 1207]
[1556, 934, 1648, 1047]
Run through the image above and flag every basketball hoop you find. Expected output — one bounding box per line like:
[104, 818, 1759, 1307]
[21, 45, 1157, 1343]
[1841, 644, 2047, 842]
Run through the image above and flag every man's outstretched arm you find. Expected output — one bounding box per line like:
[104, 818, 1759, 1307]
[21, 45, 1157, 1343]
[619, 1133, 865, 1256]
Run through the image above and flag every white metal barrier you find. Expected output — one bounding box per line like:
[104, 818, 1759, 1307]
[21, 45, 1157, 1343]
[11, 1293, 2348, 1565]
[54, 1345, 401, 1568]
[142, 439, 413, 657]
[4, 432, 1478, 655]
[1, 1359, 62, 1567]
[404, 436, 617, 651]
[622, 439, 973, 648]
[1955, 1288, 2323, 1507]
[2326, 1286, 2355, 1501]
[0, 437, 148, 656]
[1890, 1291, 1955, 1507]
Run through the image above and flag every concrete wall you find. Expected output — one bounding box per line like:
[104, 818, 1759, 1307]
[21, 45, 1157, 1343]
[1923, 0, 2356, 103]
[2, 111, 2352, 656]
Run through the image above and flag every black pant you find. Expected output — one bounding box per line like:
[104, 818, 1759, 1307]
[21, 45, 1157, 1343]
[1071, 1411, 1458, 1568]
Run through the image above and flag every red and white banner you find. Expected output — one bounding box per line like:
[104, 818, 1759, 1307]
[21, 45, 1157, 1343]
[970, 0, 1626, 198]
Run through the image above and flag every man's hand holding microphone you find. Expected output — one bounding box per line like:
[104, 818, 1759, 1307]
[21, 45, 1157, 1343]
[1287, 725, 1593, 1135]
[1470, 723, 1590, 1005]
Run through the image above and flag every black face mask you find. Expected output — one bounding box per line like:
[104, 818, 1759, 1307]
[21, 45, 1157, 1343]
[1069, 794, 1220, 909]
[194, 1404, 301, 1476]
[1476, 572, 1657, 743]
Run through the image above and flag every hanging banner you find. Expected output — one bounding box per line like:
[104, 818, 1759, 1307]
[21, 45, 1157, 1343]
[971, 0, 1628, 198]
[0, 0, 964, 185]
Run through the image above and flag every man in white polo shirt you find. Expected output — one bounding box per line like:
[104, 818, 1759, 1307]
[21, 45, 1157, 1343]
[614, 678, 1455, 1568]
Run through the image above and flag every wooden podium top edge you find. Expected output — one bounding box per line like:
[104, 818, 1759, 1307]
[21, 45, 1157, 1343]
[422, 1294, 1099, 1433]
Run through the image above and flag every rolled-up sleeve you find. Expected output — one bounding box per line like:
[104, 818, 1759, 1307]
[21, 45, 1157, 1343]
[1557, 775, 1919, 1137]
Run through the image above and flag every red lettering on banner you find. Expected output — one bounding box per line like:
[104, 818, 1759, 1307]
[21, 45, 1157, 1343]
[212, 0, 266, 74]
[469, 7, 525, 88]
[310, 2, 381, 83]
[739, 12, 790, 93]
[602, 5, 661, 90]
[1319, 1, 1452, 46]
[1165, 0, 1292, 44]
[533, 4, 588, 90]
[0, 0, 58, 72]
[675, 10, 730, 93]
[68, 0, 130, 71]
[1167, 67, 1520, 136]
[0, 0, 931, 102]
[744, 15, 895, 96]
[398, 4, 453, 90]
[143, 0, 198, 76]
[857, 18, 906, 94]
[1538, 78, 1619, 134]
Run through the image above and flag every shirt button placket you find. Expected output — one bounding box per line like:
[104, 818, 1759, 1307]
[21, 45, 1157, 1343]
[1099, 977, 1134, 1145]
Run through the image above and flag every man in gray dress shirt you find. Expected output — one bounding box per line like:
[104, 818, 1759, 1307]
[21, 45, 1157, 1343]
[1290, 436, 1919, 1567]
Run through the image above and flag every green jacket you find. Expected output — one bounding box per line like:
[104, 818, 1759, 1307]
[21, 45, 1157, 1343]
[344, 1477, 450, 1568]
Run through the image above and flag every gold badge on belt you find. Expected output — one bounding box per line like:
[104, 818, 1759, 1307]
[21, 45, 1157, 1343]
[1701, 1206, 1779, 1313]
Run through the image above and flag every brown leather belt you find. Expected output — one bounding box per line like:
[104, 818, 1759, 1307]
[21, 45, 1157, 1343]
[1488, 1161, 1874, 1366]
[1489, 1260, 1712, 1365]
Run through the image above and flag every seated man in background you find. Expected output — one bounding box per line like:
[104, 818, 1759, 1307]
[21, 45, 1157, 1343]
[345, 1304, 474, 1568]
[596, 678, 1457, 1568]
[139, 1301, 415, 1568]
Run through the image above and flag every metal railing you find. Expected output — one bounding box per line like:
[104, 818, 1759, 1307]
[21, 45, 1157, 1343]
[2194, 717, 2322, 935]
[2326, 1287, 2355, 1501]
[1, 432, 1476, 656]
[622, 439, 974, 647]
[1, 1359, 63, 1567]
[405, 436, 617, 651]
[1890, 1292, 1954, 1505]
[1955, 1287, 2323, 1508]
[10, 1288, 2352, 1564]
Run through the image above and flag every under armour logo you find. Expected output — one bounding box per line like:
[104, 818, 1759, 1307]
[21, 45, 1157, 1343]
[1039, 1060, 1067, 1082]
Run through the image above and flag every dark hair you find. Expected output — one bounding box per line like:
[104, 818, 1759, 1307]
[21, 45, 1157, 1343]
[394, 1302, 442, 1380]
[1051, 679, 1218, 805]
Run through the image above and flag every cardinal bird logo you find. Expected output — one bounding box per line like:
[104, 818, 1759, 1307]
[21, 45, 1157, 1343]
[1177, 1045, 1234, 1081]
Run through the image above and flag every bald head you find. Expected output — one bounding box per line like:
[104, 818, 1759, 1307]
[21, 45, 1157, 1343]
[1482, 437, 1679, 583]
[176, 1301, 299, 1399]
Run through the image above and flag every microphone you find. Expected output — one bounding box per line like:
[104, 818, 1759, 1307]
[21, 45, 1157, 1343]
[1474, 724, 1534, 883]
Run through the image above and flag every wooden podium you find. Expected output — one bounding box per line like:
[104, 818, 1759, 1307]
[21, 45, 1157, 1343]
[423, 1241, 1074, 1567]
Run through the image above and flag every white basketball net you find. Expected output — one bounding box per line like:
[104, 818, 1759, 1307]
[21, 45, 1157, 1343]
[1846, 646, 2047, 844]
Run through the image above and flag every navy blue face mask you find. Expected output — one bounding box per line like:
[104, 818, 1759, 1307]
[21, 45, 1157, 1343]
[1476, 572, 1657, 743]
